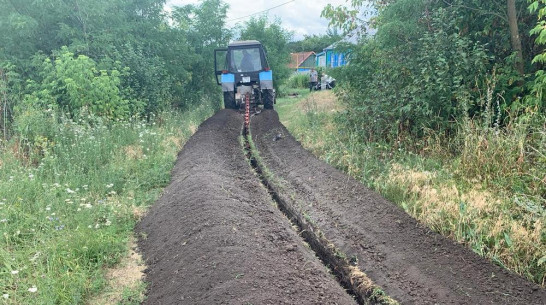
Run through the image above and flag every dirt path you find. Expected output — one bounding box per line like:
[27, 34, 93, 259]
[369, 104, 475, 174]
[250, 110, 546, 305]
[137, 110, 356, 304]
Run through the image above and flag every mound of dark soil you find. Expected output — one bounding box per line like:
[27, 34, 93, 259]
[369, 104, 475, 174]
[137, 110, 356, 304]
[250, 110, 546, 305]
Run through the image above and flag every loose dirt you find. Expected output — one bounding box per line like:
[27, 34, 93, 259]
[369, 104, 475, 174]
[137, 108, 545, 305]
[137, 110, 356, 304]
[250, 110, 546, 305]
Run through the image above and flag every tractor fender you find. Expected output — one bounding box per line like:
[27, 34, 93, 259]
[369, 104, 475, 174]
[221, 73, 235, 92]
[259, 70, 273, 90]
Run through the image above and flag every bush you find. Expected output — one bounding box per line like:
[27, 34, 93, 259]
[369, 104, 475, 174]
[26, 47, 133, 119]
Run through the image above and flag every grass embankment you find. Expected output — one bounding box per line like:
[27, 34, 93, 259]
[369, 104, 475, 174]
[276, 90, 546, 287]
[0, 101, 216, 304]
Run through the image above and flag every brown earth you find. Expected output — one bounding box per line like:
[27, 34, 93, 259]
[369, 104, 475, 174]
[136, 109, 356, 304]
[250, 110, 546, 305]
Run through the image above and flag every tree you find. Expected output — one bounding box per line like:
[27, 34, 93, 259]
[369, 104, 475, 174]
[287, 32, 342, 53]
[172, 0, 231, 102]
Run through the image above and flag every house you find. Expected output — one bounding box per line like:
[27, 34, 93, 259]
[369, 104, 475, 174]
[316, 35, 357, 68]
[316, 44, 347, 68]
[289, 52, 316, 72]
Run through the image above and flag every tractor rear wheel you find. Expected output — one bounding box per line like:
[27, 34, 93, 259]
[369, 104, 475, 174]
[263, 89, 274, 109]
[224, 91, 236, 109]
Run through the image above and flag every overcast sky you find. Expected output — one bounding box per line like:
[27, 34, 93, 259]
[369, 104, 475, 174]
[165, 0, 350, 40]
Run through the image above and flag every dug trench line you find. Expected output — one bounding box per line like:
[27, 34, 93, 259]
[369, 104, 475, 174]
[249, 110, 546, 305]
[137, 110, 357, 304]
[242, 118, 398, 305]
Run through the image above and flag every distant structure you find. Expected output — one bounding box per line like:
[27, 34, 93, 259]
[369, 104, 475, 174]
[316, 34, 358, 68]
[316, 44, 347, 68]
[289, 52, 316, 72]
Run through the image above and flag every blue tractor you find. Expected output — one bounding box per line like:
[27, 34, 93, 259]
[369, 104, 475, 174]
[215, 40, 275, 110]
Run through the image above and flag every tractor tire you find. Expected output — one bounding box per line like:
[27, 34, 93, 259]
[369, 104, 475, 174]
[224, 91, 237, 109]
[263, 89, 274, 109]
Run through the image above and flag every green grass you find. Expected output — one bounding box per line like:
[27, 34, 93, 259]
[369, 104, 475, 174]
[0, 100, 216, 304]
[276, 91, 546, 287]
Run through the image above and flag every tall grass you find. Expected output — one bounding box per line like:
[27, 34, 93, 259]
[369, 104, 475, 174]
[285, 73, 310, 89]
[0, 100, 216, 304]
[277, 91, 546, 287]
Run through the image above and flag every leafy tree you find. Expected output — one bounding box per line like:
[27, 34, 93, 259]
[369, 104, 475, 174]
[288, 32, 342, 53]
[320, 0, 546, 142]
[172, 0, 231, 104]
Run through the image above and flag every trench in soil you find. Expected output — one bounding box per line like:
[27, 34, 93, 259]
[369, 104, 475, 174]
[241, 122, 397, 305]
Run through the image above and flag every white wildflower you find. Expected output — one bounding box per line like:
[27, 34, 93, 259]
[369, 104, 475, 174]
[2, 294, 8, 299]
[66, 188, 75, 194]
[11, 270, 18, 275]
[28, 286, 37, 293]
[0, 219, 7, 223]
[30, 252, 41, 263]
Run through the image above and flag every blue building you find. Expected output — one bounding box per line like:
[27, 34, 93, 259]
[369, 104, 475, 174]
[316, 35, 358, 68]
[316, 44, 347, 68]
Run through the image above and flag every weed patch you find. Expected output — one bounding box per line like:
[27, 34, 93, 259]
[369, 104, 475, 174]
[0, 101, 215, 304]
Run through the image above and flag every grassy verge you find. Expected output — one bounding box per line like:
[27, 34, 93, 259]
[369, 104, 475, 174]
[0, 100, 216, 304]
[276, 90, 546, 287]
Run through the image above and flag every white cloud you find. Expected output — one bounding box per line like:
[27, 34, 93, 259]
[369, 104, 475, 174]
[166, 0, 350, 40]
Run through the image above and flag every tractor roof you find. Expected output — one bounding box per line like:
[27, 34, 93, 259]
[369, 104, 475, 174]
[228, 40, 262, 47]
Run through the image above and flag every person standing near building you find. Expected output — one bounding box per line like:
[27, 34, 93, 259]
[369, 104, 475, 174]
[309, 68, 318, 91]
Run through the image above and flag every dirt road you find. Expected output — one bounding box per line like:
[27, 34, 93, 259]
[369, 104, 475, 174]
[138, 109, 546, 304]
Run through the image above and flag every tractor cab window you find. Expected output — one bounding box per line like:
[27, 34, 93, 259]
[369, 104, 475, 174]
[230, 47, 262, 72]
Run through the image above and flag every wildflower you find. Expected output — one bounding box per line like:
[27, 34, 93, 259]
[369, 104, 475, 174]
[28, 286, 37, 293]
[0, 219, 6, 223]
[46, 206, 51, 211]
[106, 183, 114, 188]
[55, 225, 65, 231]
[30, 252, 41, 263]
[28, 173, 34, 179]
[66, 188, 75, 194]
[11, 270, 18, 275]
[2, 294, 8, 299]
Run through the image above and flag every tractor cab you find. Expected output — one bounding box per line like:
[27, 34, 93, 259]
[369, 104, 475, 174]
[215, 40, 274, 110]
